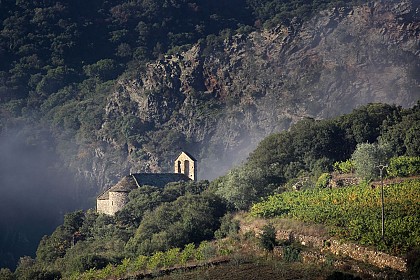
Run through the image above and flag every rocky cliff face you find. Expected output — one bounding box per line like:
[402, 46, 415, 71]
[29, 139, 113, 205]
[93, 0, 420, 187]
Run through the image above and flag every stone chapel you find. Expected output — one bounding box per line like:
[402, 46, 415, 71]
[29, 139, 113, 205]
[96, 151, 197, 215]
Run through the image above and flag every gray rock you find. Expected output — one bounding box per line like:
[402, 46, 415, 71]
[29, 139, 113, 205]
[88, 0, 420, 189]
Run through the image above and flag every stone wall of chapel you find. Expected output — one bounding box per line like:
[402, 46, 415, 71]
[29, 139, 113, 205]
[109, 191, 129, 215]
[97, 199, 110, 215]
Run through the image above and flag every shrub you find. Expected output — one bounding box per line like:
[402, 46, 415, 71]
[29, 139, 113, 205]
[132, 255, 148, 272]
[180, 243, 195, 264]
[259, 224, 277, 252]
[147, 251, 165, 270]
[14, 256, 36, 280]
[195, 241, 216, 262]
[16, 267, 61, 280]
[163, 248, 180, 267]
[214, 213, 240, 239]
[388, 156, 420, 178]
[282, 243, 301, 262]
[0, 268, 14, 280]
[333, 160, 354, 174]
[316, 173, 332, 188]
[78, 268, 96, 280]
[114, 258, 130, 277]
[95, 264, 114, 280]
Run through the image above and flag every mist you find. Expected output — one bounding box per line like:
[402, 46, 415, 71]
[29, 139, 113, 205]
[0, 126, 89, 270]
[198, 133, 259, 181]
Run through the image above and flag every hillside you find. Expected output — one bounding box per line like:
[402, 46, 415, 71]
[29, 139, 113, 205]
[251, 179, 420, 256]
[0, 0, 420, 272]
[1, 102, 418, 279]
[1, 0, 419, 188]
[16, 178, 418, 279]
[74, 0, 420, 184]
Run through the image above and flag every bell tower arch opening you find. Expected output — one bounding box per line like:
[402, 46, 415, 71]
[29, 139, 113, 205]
[184, 160, 190, 177]
[177, 160, 182, 173]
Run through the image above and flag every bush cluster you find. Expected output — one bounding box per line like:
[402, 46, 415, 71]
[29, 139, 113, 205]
[7, 181, 227, 278]
[388, 156, 420, 178]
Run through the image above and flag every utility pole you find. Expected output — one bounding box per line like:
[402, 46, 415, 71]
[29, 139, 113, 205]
[377, 164, 388, 241]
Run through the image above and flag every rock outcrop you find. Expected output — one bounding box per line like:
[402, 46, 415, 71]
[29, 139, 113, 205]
[92, 0, 420, 187]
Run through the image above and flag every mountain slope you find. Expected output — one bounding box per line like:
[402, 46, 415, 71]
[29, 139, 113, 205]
[94, 0, 420, 183]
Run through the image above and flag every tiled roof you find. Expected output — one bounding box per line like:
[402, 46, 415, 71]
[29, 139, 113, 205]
[111, 176, 138, 191]
[97, 173, 190, 200]
[97, 191, 109, 200]
[132, 173, 190, 188]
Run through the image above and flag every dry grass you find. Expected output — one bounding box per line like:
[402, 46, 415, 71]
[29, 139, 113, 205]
[235, 212, 330, 238]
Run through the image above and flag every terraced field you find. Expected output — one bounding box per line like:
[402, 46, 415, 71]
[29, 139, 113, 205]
[251, 179, 420, 255]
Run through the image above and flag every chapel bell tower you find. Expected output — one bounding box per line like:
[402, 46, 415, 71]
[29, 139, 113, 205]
[174, 151, 197, 181]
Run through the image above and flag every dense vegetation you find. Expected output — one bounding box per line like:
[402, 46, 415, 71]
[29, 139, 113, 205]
[0, 102, 416, 279]
[0, 0, 418, 276]
[0, 0, 360, 106]
[71, 240, 228, 280]
[251, 179, 420, 255]
[3, 180, 226, 279]
[0, 0, 365, 168]
[0, 0, 370, 270]
[214, 103, 420, 210]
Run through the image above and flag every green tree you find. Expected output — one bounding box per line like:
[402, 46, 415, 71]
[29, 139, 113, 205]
[36, 225, 73, 263]
[246, 117, 352, 186]
[246, 132, 294, 184]
[35, 66, 74, 95]
[379, 102, 419, 156]
[82, 59, 119, 81]
[404, 122, 420, 156]
[125, 193, 225, 256]
[215, 164, 274, 210]
[115, 186, 164, 228]
[65, 254, 109, 274]
[64, 210, 85, 232]
[115, 181, 209, 228]
[0, 268, 14, 280]
[14, 256, 36, 280]
[351, 142, 391, 181]
[339, 103, 401, 144]
[37, 214, 85, 265]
